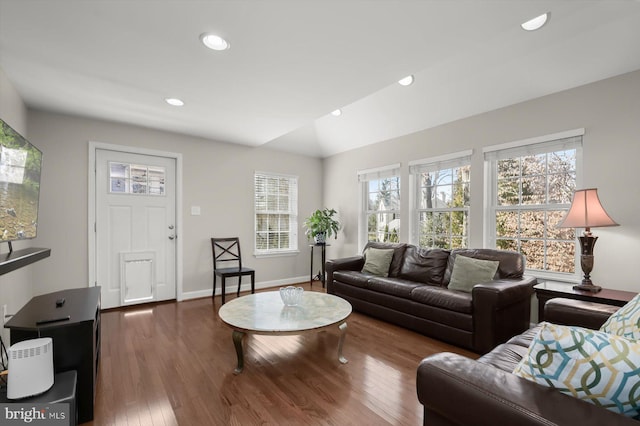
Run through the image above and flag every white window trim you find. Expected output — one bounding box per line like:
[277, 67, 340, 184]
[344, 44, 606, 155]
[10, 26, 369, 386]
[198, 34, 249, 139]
[357, 163, 401, 252]
[253, 171, 299, 256]
[483, 130, 583, 282]
[409, 150, 472, 247]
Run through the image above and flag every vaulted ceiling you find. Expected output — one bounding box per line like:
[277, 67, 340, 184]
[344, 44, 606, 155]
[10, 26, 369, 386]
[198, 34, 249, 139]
[1, 1, 639, 157]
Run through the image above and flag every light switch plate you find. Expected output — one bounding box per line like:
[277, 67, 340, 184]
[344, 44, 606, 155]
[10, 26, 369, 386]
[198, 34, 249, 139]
[191, 206, 201, 216]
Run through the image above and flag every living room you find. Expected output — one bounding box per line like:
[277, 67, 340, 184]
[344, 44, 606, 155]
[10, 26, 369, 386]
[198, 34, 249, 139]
[1, 1, 640, 425]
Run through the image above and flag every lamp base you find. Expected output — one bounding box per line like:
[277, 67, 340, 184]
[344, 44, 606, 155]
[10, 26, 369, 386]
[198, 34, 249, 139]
[573, 283, 602, 293]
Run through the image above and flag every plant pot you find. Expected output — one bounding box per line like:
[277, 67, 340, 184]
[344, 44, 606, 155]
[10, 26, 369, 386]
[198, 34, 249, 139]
[314, 233, 326, 244]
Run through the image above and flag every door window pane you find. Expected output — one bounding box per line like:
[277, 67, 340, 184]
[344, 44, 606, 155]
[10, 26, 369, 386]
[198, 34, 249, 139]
[109, 162, 165, 196]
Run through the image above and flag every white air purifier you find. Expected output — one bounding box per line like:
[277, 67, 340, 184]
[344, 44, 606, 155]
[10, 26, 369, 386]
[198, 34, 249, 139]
[7, 337, 54, 399]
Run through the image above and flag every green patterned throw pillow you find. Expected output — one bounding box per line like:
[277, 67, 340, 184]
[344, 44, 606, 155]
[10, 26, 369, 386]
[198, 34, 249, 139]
[600, 293, 640, 339]
[513, 322, 640, 417]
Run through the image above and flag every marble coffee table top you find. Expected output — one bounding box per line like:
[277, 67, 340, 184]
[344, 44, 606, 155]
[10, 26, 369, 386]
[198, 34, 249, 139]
[218, 291, 352, 334]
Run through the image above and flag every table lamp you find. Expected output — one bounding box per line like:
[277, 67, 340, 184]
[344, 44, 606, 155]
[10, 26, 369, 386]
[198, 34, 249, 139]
[558, 188, 619, 292]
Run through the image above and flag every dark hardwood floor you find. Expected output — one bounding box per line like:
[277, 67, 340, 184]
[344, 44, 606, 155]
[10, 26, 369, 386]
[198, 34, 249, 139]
[88, 284, 477, 425]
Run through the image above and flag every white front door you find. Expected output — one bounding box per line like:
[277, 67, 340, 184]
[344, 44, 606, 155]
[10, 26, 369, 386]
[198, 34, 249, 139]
[95, 148, 177, 309]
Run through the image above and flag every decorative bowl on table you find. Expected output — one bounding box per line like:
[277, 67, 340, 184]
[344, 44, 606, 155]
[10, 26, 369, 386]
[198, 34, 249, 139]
[279, 286, 304, 306]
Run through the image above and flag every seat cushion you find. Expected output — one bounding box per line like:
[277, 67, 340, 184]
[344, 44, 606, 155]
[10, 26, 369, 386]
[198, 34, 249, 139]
[367, 277, 422, 299]
[333, 270, 371, 288]
[398, 246, 450, 286]
[477, 343, 530, 373]
[410, 285, 472, 314]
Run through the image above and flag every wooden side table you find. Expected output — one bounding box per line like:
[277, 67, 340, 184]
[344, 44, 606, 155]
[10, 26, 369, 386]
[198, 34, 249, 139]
[534, 281, 636, 321]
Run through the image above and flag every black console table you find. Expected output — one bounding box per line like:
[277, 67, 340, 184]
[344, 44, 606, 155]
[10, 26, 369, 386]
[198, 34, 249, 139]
[5, 287, 101, 423]
[534, 281, 636, 322]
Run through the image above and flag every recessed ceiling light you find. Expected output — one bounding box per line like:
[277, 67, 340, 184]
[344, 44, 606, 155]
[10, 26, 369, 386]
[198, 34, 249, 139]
[331, 109, 342, 117]
[398, 75, 414, 86]
[521, 12, 550, 31]
[165, 98, 184, 106]
[200, 33, 230, 51]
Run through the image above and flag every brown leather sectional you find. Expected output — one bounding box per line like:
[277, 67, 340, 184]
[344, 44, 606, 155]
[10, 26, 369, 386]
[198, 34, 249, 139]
[326, 242, 537, 354]
[417, 298, 637, 425]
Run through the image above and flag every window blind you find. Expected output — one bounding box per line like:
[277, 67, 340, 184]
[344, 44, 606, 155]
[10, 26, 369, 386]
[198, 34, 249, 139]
[409, 150, 472, 175]
[254, 171, 298, 252]
[484, 133, 583, 162]
[357, 163, 401, 182]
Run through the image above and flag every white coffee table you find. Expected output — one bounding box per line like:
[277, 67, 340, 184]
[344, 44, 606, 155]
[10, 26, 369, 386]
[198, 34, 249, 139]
[218, 291, 352, 374]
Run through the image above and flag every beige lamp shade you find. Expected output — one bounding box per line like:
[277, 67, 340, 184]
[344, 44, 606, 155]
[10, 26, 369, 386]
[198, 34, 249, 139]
[558, 188, 619, 231]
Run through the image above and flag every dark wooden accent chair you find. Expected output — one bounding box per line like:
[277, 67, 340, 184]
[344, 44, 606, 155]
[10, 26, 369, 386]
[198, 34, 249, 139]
[211, 237, 255, 304]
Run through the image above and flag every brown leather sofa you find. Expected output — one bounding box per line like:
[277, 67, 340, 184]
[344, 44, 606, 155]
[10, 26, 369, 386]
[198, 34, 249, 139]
[417, 298, 637, 426]
[326, 242, 537, 354]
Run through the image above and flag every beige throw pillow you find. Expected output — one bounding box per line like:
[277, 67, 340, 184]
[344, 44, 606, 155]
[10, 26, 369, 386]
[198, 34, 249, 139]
[447, 255, 499, 292]
[361, 247, 394, 277]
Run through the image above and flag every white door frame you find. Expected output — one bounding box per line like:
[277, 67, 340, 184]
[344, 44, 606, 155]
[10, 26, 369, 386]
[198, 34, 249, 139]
[88, 141, 184, 302]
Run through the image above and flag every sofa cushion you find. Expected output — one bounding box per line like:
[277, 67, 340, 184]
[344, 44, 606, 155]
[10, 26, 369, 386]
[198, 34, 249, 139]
[478, 342, 530, 373]
[513, 322, 640, 417]
[410, 285, 472, 314]
[361, 247, 395, 277]
[443, 249, 524, 285]
[447, 255, 499, 292]
[367, 276, 422, 299]
[364, 242, 407, 277]
[398, 246, 450, 286]
[333, 270, 371, 288]
[600, 293, 640, 339]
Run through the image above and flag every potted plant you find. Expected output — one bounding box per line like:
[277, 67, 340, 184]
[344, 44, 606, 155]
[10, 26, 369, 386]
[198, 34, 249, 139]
[303, 208, 340, 244]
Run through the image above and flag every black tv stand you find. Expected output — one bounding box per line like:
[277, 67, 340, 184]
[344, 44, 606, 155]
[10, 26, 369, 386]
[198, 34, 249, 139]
[5, 287, 101, 423]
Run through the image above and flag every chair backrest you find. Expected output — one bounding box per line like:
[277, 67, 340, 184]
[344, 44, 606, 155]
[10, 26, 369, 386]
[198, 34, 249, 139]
[211, 237, 243, 271]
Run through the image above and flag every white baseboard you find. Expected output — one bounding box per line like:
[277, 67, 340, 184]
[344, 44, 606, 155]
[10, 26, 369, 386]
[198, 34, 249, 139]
[181, 275, 308, 301]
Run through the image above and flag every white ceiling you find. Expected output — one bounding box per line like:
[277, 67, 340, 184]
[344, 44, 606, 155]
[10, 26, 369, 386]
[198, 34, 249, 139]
[1, 1, 640, 158]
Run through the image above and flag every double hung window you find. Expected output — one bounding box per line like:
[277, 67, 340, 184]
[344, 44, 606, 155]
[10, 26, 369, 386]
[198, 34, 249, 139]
[409, 151, 471, 249]
[358, 164, 401, 245]
[254, 172, 298, 255]
[484, 130, 583, 275]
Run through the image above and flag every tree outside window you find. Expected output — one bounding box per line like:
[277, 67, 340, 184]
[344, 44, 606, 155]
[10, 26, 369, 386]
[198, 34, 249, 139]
[365, 176, 400, 243]
[416, 165, 470, 249]
[493, 146, 578, 273]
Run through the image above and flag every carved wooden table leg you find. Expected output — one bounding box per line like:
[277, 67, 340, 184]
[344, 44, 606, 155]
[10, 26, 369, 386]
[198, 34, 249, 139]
[338, 322, 348, 364]
[232, 330, 245, 374]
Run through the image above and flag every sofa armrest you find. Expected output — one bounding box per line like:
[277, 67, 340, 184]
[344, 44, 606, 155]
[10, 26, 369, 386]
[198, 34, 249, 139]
[472, 277, 536, 353]
[544, 298, 619, 330]
[326, 256, 364, 294]
[473, 276, 537, 309]
[417, 352, 637, 426]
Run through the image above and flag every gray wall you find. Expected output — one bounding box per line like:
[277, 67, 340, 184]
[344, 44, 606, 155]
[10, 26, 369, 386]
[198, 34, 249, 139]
[27, 110, 323, 297]
[323, 69, 640, 293]
[3, 66, 640, 313]
[0, 68, 34, 340]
